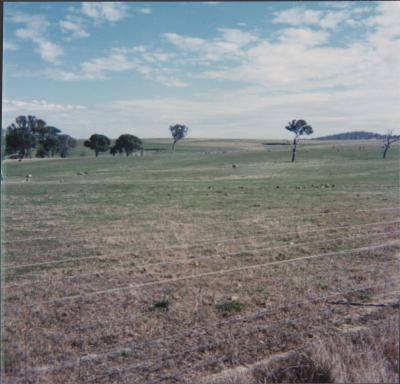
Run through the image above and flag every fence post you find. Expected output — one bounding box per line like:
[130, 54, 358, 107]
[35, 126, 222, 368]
[77, 296, 83, 383]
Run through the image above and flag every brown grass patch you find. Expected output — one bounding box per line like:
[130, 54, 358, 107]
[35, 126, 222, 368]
[199, 317, 399, 384]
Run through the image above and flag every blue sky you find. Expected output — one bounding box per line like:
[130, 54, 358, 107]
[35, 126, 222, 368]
[2, 1, 400, 139]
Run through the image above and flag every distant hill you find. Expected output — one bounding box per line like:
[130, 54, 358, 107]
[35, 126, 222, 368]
[315, 131, 385, 140]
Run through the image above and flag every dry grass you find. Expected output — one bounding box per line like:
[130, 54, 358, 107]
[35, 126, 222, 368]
[199, 316, 399, 384]
[3, 140, 399, 383]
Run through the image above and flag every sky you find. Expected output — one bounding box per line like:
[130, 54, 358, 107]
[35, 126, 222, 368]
[2, 1, 400, 139]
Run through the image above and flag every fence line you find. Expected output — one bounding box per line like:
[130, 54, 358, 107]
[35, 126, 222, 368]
[6, 216, 400, 272]
[76, 280, 400, 364]
[13, 241, 397, 308]
[17, 244, 399, 336]
[19, 279, 400, 379]
[6, 212, 400, 268]
[95, 287, 400, 383]
[5, 211, 400, 271]
[6, 227, 400, 290]
[146, 312, 400, 384]
[4, 205, 399, 247]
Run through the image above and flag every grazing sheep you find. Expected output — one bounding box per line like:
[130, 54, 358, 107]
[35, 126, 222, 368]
[232, 164, 237, 168]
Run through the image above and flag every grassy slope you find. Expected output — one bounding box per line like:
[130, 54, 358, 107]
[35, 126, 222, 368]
[3, 139, 400, 383]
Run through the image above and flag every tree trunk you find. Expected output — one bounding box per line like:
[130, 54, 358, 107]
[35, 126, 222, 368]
[95, 150, 99, 157]
[291, 138, 297, 163]
[383, 144, 389, 159]
[172, 140, 176, 151]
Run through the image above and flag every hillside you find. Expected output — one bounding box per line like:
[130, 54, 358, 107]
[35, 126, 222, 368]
[315, 131, 385, 140]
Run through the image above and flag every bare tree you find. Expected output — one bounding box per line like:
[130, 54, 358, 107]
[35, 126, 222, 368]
[285, 120, 313, 163]
[382, 130, 399, 159]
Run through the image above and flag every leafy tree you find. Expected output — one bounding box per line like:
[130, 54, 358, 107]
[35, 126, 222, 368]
[382, 130, 400, 159]
[114, 134, 143, 156]
[84, 134, 111, 157]
[6, 115, 37, 159]
[35, 145, 47, 158]
[6, 116, 64, 159]
[285, 119, 313, 163]
[42, 134, 61, 157]
[170, 124, 188, 150]
[110, 145, 118, 157]
[58, 134, 77, 158]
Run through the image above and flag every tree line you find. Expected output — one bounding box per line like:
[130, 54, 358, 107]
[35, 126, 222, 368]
[5, 115, 77, 160]
[2, 116, 397, 162]
[83, 124, 189, 157]
[84, 134, 143, 157]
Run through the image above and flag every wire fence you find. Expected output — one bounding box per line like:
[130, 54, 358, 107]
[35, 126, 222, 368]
[5, 207, 399, 270]
[4, 240, 397, 311]
[6, 223, 400, 289]
[4, 205, 399, 248]
[4, 242, 400, 383]
[12, 245, 399, 342]
[17, 280, 400, 383]
[3, 195, 400, 383]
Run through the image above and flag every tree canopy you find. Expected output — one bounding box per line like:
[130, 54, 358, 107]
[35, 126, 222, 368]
[5, 115, 75, 159]
[170, 124, 189, 150]
[113, 134, 143, 156]
[285, 119, 313, 163]
[285, 120, 313, 137]
[84, 134, 111, 157]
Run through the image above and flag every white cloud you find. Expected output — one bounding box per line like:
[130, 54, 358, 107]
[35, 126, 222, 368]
[366, 1, 400, 39]
[272, 7, 348, 29]
[81, 51, 136, 77]
[59, 16, 90, 39]
[218, 28, 259, 46]
[4, 83, 399, 139]
[11, 13, 63, 63]
[3, 41, 19, 51]
[4, 3, 399, 139]
[163, 28, 258, 61]
[81, 2, 128, 23]
[138, 8, 152, 15]
[279, 28, 329, 46]
[163, 32, 206, 51]
[35, 40, 64, 63]
[44, 48, 187, 88]
[3, 99, 86, 113]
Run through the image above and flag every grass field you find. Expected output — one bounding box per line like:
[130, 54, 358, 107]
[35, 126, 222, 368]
[2, 138, 400, 383]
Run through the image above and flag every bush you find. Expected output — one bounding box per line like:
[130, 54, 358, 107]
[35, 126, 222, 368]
[150, 297, 170, 311]
[215, 300, 245, 316]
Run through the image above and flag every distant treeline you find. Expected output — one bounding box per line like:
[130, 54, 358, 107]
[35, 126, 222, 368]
[3, 115, 77, 160]
[315, 131, 386, 140]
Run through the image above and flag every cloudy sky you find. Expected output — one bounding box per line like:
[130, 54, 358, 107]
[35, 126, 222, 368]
[2, 1, 400, 139]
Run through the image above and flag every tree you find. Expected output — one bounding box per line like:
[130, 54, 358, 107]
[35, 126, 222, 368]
[382, 130, 400, 159]
[6, 115, 37, 159]
[170, 124, 188, 150]
[110, 145, 118, 157]
[42, 134, 60, 157]
[58, 134, 77, 158]
[114, 134, 143, 156]
[84, 134, 111, 157]
[285, 119, 313, 163]
[5, 116, 65, 159]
